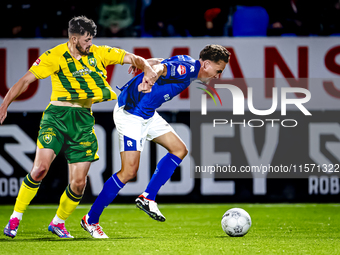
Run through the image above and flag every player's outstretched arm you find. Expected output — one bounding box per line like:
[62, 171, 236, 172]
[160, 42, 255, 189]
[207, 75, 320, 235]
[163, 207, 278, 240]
[123, 52, 158, 92]
[0, 71, 37, 125]
[146, 58, 164, 67]
[128, 58, 164, 75]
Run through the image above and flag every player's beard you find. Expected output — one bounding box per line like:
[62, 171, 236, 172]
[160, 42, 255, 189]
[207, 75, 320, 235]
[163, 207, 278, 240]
[76, 42, 90, 56]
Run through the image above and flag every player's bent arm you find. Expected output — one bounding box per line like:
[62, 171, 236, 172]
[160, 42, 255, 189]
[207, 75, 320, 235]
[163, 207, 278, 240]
[123, 52, 153, 72]
[153, 64, 167, 78]
[147, 58, 164, 66]
[0, 71, 37, 124]
[128, 58, 164, 75]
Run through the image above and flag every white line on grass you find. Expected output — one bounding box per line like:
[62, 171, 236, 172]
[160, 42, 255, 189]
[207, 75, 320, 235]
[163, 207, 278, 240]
[27, 204, 340, 210]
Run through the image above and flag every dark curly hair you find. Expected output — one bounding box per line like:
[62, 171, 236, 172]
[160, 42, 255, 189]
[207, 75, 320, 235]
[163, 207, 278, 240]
[199, 44, 231, 64]
[68, 16, 97, 37]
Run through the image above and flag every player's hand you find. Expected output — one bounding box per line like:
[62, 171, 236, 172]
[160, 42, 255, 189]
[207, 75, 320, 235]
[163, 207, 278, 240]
[128, 65, 138, 75]
[138, 82, 153, 93]
[139, 67, 157, 93]
[143, 67, 158, 85]
[0, 104, 8, 125]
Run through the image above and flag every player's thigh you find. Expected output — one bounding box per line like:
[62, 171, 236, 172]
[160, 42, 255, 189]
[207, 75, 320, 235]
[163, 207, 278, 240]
[120, 150, 141, 170]
[152, 131, 188, 159]
[31, 147, 57, 181]
[118, 151, 141, 183]
[114, 103, 147, 152]
[147, 112, 187, 157]
[34, 108, 64, 180]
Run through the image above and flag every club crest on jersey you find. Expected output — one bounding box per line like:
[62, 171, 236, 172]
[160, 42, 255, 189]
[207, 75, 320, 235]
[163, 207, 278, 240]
[177, 65, 186, 75]
[33, 58, 41, 66]
[88, 58, 97, 67]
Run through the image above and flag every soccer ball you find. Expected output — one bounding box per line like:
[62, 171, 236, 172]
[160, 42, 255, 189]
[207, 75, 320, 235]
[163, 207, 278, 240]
[221, 208, 252, 237]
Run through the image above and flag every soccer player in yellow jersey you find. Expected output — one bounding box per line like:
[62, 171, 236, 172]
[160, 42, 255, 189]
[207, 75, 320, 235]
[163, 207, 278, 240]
[0, 16, 157, 239]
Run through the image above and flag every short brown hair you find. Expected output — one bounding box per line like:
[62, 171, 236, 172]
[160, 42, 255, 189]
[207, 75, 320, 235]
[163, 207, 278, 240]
[68, 16, 97, 37]
[199, 44, 230, 64]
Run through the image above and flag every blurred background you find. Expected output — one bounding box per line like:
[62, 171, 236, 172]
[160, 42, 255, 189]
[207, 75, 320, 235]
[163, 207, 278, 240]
[0, 0, 340, 205]
[1, 0, 340, 38]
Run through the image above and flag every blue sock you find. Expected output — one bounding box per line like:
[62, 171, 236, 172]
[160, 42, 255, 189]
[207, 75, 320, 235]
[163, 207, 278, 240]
[144, 153, 182, 201]
[88, 173, 125, 224]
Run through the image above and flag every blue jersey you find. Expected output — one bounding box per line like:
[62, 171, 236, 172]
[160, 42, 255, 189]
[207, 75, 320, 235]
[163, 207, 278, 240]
[117, 55, 200, 119]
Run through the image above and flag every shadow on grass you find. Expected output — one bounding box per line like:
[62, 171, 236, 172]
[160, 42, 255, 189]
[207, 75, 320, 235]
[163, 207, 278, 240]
[215, 235, 244, 238]
[0, 236, 145, 242]
[0, 237, 57, 242]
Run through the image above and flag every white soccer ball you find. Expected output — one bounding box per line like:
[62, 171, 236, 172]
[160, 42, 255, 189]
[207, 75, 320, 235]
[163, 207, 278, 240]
[221, 208, 252, 237]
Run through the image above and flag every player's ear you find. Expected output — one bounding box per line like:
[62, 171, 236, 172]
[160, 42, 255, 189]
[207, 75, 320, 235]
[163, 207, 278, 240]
[71, 35, 78, 43]
[203, 60, 210, 70]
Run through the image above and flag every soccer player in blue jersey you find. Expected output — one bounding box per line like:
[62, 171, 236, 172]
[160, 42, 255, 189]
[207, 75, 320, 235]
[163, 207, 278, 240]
[80, 45, 230, 238]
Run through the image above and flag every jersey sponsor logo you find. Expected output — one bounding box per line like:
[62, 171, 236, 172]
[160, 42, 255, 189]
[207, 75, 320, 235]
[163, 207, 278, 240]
[42, 129, 56, 136]
[72, 67, 92, 77]
[177, 65, 186, 75]
[33, 58, 41, 66]
[171, 65, 176, 77]
[80, 141, 94, 147]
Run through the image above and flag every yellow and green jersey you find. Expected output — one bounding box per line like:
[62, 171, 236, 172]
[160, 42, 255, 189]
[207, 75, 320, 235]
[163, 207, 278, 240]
[29, 43, 126, 103]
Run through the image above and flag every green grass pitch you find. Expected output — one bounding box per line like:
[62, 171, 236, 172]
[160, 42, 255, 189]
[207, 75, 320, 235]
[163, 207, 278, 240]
[0, 204, 339, 254]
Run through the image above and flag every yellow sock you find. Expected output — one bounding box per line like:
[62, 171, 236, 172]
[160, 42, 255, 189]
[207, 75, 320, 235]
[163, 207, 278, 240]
[14, 174, 41, 213]
[56, 184, 82, 221]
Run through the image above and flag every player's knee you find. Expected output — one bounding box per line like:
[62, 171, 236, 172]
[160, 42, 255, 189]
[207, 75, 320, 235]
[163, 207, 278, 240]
[170, 143, 188, 160]
[182, 145, 189, 158]
[126, 171, 137, 182]
[118, 167, 138, 183]
[30, 163, 50, 182]
[123, 169, 138, 182]
[70, 178, 87, 195]
[179, 147, 188, 160]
